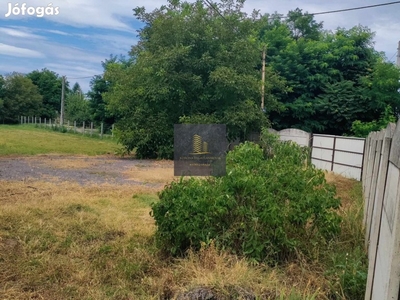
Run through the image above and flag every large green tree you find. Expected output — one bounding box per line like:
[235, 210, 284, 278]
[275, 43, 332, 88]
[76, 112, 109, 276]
[65, 93, 91, 124]
[26, 68, 68, 119]
[0, 73, 42, 123]
[262, 16, 399, 134]
[87, 55, 128, 132]
[104, 0, 286, 158]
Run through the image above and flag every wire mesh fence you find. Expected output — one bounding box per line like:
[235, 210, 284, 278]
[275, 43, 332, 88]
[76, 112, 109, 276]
[19, 116, 115, 139]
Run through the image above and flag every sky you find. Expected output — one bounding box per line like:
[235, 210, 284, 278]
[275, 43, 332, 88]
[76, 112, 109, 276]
[0, 0, 399, 93]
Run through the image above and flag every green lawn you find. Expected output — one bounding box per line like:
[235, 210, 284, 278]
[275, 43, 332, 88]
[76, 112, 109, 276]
[0, 125, 119, 156]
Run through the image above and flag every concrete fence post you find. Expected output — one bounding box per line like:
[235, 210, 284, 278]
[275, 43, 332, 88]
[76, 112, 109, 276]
[90, 122, 93, 136]
[83, 121, 85, 135]
[100, 123, 104, 139]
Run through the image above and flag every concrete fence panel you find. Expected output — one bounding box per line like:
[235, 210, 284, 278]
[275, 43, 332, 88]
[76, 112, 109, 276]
[363, 121, 400, 300]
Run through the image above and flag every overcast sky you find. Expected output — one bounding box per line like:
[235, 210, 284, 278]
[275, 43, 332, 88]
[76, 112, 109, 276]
[0, 0, 399, 92]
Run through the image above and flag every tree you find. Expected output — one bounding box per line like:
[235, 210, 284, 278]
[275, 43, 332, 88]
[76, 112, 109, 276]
[351, 105, 397, 137]
[26, 69, 68, 118]
[71, 82, 82, 95]
[363, 58, 400, 117]
[0, 73, 42, 123]
[0, 75, 4, 122]
[87, 55, 127, 132]
[65, 93, 91, 124]
[104, 0, 286, 158]
[285, 8, 323, 41]
[265, 23, 393, 134]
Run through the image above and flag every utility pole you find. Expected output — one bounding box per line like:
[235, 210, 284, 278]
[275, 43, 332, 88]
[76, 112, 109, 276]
[261, 45, 266, 111]
[397, 41, 400, 67]
[60, 76, 65, 126]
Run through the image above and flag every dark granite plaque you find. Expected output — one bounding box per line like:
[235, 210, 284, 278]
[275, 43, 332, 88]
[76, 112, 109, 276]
[174, 124, 227, 176]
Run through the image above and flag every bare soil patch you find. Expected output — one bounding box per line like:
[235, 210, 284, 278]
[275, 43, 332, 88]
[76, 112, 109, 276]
[0, 155, 174, 187]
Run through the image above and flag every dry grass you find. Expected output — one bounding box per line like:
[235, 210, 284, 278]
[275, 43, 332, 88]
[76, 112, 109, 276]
[0, 170, 365, 299]
[147, 244, 328, 300]
[325, 172, 359, 210]
[123, 165, 174, 184]
[325, 171, 365, 247]
[0, 180, 160, 299]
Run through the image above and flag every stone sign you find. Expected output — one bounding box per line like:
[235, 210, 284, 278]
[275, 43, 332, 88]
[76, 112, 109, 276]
[174, 124, 227, 176]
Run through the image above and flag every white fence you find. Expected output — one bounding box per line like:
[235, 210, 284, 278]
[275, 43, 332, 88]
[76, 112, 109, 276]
[311, 134, 365, 181]
[363, 121, 400, 300]
[270, 128, 365, 181]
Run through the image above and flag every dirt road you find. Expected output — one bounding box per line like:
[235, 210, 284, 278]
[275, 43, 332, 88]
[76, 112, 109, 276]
[0, 155, 175, 187]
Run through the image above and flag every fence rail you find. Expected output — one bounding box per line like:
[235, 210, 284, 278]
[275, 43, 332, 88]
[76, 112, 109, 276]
[19, 116, 115, 139]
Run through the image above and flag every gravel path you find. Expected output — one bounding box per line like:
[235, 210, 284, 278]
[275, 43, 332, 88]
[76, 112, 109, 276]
[0, 155, 173, 187]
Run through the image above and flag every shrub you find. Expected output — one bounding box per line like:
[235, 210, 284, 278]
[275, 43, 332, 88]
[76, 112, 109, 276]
[351, 105, 396, 137]
[151, 130, 341, 264]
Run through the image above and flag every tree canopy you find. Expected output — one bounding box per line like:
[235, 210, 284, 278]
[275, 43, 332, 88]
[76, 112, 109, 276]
[0, 73, 43, 123]
[104, 0, 287, 158]
[100, 0, 400, 158]
[26, 69, 67, 119]
[1, 0, 399, 155]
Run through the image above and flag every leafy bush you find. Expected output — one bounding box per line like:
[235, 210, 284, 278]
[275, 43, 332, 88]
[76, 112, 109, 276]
[114, 112, 174, 159]
[151, 130, 341, 263]
[351, 105, 396, 137]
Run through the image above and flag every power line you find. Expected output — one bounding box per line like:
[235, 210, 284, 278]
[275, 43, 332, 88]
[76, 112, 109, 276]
[309, 1, 400, 17]
[203, 0, 227, 21]
[202, 0, 400, 20]
[67, 75, 100, 80]
[389, 52, 397, 61]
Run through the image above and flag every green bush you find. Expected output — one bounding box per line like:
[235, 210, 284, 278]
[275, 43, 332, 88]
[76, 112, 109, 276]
[351, 105, 396, 137]
[151, 130, 341, 263]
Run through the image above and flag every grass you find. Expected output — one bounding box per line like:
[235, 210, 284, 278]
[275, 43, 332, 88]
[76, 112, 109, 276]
[0, 128, 366, 299]
[0, 170, 367, 299]
[0, 125, 119, 156]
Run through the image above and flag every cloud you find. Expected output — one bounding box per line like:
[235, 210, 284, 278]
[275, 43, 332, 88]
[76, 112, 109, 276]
[76, 33, 137, 54]
[0, 43, 44, 57]
[0, 27, 45, 39]
[44, 63, 101, 77]
[44, 29, 71, 36]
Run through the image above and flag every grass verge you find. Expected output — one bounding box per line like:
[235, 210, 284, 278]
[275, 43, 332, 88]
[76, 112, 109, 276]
[0, 125, 119, 156]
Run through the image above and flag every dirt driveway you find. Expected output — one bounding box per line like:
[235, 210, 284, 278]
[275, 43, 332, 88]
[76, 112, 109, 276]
[0, 155, 175, 187]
